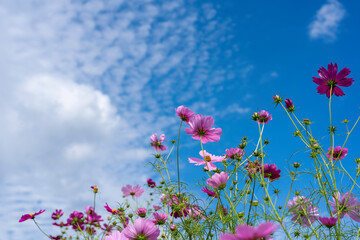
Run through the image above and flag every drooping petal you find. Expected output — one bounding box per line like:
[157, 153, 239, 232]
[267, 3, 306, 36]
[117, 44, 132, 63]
[333, 87, 345, 97]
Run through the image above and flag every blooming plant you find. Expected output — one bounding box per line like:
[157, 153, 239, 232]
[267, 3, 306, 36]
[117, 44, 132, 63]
[20, 63, 360, 239]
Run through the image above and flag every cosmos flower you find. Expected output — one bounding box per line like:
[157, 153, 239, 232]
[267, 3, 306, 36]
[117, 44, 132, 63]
[19, 209, 45, 222]
[201, 187, 217, 198]
[262, 163, 281, 182]
[105, 231, 124, 240]
[147, 178, 156, 188]
[318, 216, 338, 228]
[206, 172, 229, 190]
[150, 134, 167, 151]
[104, 203, 120, 214]
[287, 196, 319, 227]
[169, 195, 189, 218]
[152, 212, 168, 225]
[121, 218, 160, 240]
[220, 222, 278, 240]
[67, 211, 85, 230]
[329, 191, 360, 222]
[312, 62, 354, 98]
[184, 114, 222, 143]
[189, 150, 225, 171]
[136, 208, 147, 218]
[225, 147, 244, 160]
[273, 95, 282, 104]
[51, 209, 64, 220]
[175, 105, 195, 123]
[153, 205, 161, 211]
[258, 110, 272, 124]
[122, 184, 144, 197]
[325, 146, 348, 161]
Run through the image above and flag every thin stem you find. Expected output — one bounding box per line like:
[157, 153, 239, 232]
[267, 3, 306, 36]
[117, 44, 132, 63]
[177, 121, 183, 194]
[33, 219, 51, 239]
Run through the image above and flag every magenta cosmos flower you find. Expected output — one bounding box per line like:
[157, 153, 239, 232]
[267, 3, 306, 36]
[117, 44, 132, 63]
[225, 147, 244, 160]
[19, 209, 45, 222]
[318, 216, 338, 228]
[91, 185, 98, 193]
[175, 105, 195, 123]
[51, 209, 64, 220]
[326, 146, 348, 161]
[189, 150, 225, 171]
[121, 218, 160, 240]
[329, 191, 360, 222]
[67, 211, 85, 230]
[122, 184, 144, 197]
[150, 134, 167, 151]
[206, 172, 229, 190]
[220, 222, 278, 240]
[313, 63, 354, 98]
[287, 196, 319, 227]
[147, 178, 156, 188]
[262, 164, 281, 182]
[201, 187, 217, 198]
[185, 114, 222, 143]
[153, 205, 161, 211]
[104, 203, 120, 214]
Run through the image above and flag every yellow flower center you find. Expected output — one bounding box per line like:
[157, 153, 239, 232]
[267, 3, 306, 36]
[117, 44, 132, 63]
[205, 156, 212, 162]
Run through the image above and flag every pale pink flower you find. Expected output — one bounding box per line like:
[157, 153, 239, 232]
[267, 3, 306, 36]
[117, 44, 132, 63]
[206, 172, 229, 189]
[329, 191, 360, 222]
[150, 134, 167, 151]
[220, 222, 278, 240]
[121, 218, 160, 240]
[122, 184, 144, 197]
[189, 150, 225, 170]
[175, 105, 195, 123]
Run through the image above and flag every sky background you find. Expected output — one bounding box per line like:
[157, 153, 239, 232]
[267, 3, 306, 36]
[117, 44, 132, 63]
[1, 0, 360, 239]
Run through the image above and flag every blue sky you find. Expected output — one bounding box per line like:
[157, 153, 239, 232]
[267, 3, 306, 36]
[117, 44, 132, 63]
[0, 0, 359, 239]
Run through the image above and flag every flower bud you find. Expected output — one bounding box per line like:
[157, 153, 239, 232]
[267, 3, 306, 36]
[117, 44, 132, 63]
[285, 99, 295, 112]
[293, 162, 301, 168]
[273, 95, 282, 104]
[170, 224, 177, 231]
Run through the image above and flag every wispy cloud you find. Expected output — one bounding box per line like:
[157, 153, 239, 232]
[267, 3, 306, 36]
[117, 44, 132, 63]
[0, 0, 246, 238]
[309, 0, 346, 41]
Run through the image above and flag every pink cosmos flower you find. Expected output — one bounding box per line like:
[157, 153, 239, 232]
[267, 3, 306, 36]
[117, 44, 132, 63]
[147, 178, 156, 188]
[67, 211, 85, 230]
[189, 150, 225, 171]
[258, 110, 272, 124]
[225, 147, 244, 160]
[318, 216, 338, 228]
[153, 205, 161, 211]
[51, 209, 64, 220]
[184, 114, 222, 143]
[169, 195, 189, 218]
[262, 164, 281, 182]
[312, 62, 354, 98]
[19, 209, 45, 222]
[220, 222, 278, 240]
[188, 205, 205, 221]
[206, 172, 229, 189]
[175, 105, 195, 123]
[121, 218, 160, 240]
[122, 184, 144, 197]
[325, 146, 348, 161]
[152, 212, 168, 225]
[105, 230, 124, 240]
[52, 222, 70, 227]
[201, 187, 217, 198]
[287, 196, 319, 226]
[104, 203, 120, 214]
[150, 134, 167, 151]
[329, 191, 360, 222]
[136, 208, 147, 218]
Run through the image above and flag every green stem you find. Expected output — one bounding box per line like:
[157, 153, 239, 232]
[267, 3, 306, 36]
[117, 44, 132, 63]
[177, 121, 183, 194]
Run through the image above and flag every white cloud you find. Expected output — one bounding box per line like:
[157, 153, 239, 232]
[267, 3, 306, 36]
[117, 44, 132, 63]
[309, 0, 346, 41]
[0, 0, 243, 239]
